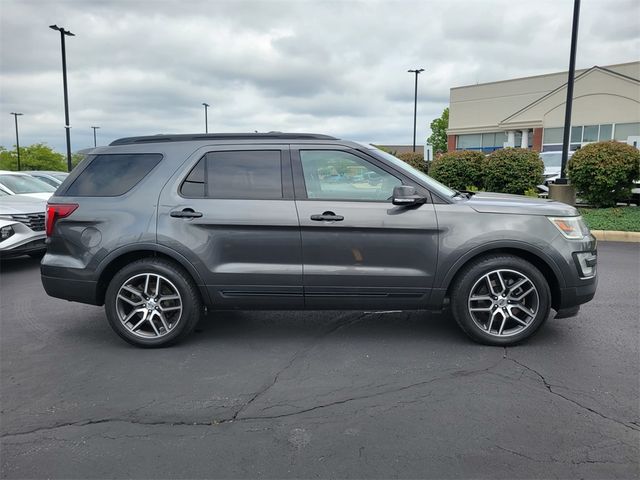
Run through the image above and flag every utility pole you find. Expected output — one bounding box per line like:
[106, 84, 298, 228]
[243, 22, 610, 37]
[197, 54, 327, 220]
[10, 112, 23, 170]
[50, 24, 75, 172]
[408, 68, 425, 152]
[91, 126, 100, 147]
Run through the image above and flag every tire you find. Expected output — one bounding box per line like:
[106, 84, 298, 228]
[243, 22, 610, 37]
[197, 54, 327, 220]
[28, 251, 45, 259]
[104, 258, 202, 347]
[450, 254, 551, 346]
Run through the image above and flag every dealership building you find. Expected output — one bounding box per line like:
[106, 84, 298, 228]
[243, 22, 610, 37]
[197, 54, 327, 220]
[447, 61, 640, 153]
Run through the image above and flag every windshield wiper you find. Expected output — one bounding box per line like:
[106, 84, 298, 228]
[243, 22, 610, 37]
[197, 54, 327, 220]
[452, 189, 472, 199]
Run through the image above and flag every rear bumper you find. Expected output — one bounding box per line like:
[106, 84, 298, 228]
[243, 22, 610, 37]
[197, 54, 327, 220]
[41, 274, 100, 305]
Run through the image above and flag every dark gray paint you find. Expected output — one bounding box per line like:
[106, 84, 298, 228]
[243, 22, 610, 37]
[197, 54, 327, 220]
[41, 135, 596, 315]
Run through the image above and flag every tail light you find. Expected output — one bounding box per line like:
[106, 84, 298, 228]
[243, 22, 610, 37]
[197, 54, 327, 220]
[46, 203, 78, 237]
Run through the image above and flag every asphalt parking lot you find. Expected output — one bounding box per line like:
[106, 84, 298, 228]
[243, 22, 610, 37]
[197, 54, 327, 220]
[1, 242, 638, 479]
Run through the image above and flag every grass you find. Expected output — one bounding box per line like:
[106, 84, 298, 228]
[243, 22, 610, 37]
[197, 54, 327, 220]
[578, 206, 640, 232]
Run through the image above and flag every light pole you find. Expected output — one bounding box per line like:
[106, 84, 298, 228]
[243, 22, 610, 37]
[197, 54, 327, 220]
[202, 103, 209, 133]
[49, 24, 75, 172]
[10, 112, 23, 170]
[408, 68, 425, 152]
[560, 0, 580, 181]
[91, 126, 100, 147]
[549, 0, 580, 206]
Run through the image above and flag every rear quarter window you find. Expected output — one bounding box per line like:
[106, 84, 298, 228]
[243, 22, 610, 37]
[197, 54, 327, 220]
[64, 153, 162, 196]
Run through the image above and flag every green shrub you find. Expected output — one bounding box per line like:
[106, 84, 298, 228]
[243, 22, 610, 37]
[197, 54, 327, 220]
[484, 148, 543, 195]
[429, 150, 485, 190]
[568, 141, 640, 207]
[396, 152, 428, 174]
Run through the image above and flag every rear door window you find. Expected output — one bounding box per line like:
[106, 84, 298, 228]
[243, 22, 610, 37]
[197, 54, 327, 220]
[64, 153, 162, 196]
[181, 150, 283, 199]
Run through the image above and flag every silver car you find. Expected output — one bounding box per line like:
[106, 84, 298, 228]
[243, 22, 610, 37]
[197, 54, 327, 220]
[0, 190, 47, 258]
[0, 171, 56, 200]
[22, 170, 69, 188]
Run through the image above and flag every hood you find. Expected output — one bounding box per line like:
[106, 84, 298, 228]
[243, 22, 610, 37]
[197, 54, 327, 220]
[4, 192, 53, 201]
[465, 191, 578, 216]
[0, 195, 47, 215]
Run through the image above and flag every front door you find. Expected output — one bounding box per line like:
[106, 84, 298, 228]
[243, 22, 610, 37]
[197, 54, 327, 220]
[291, 147, 439, 310]
[157, 145, 303, 309]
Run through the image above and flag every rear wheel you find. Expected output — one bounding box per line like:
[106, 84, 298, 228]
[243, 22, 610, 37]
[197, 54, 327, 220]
[105, 258, 202, 347]
[451, 255, 551, 346]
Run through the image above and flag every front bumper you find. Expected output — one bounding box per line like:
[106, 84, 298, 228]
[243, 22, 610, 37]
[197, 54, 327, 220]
[0, 220, 46, 258]
[551, 233, 598, 317]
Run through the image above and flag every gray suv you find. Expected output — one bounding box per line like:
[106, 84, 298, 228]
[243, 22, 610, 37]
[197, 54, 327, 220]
[41, 133, 597, 347]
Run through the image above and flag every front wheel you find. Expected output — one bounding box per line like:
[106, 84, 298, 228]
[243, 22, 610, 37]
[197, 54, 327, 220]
[451, 255, 551, 346]
[104, 258, 202, 347]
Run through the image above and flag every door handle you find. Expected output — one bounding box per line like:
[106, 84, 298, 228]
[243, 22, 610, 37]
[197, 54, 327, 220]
[311, 211, 344, 222]
[170, 208, 203, 218]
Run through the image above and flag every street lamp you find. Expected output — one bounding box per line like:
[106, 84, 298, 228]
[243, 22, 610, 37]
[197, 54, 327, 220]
[9, 112, 23, 170]
[549, 0, 580, 206]
[408, 68, 425, 152]
[49, 24, 75, 172]
[91, 126, 100, 147]
[202, 103, 210, 133]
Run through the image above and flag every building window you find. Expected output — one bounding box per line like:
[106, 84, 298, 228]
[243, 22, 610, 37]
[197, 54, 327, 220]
[571, 126, 582, 143]
[457, 134, 482, 150]
[614, 123, 640, 141]
[599, 124, 612, 141]
[583, 125, 599, 142]
[543, 128, 564, 144]
[457, 132, 507, 152]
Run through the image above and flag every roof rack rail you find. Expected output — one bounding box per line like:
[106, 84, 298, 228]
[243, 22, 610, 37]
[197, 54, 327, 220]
[110, 132, 338, 146]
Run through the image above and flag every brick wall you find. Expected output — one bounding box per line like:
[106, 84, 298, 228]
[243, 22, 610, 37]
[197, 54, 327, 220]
[447, 135, 456, 152]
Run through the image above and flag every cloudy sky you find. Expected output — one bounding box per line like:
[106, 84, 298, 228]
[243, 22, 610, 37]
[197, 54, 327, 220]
[1, 0, 638, 153]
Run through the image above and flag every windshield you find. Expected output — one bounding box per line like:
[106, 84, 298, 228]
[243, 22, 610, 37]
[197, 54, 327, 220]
[363, 145, 456, 198]
[540, 153, 563, 168]
[51, 173, 69, 181]
[0, 174, 56, 194]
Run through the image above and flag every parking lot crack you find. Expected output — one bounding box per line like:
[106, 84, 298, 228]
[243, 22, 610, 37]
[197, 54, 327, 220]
[239, 360, 502, 421]
[504, 355, 639, 433]
[230, 312, 369, 421]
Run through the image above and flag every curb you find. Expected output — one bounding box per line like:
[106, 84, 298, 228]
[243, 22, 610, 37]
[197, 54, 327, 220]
[591, 230, 640, 243]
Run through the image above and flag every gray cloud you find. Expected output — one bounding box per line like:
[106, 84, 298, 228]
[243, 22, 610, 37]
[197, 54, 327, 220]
[1, 0, 638, 152]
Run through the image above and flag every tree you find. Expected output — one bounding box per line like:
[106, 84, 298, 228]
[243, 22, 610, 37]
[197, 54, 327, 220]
[427, 107, 449, 155]
[0, 143, 66, 171]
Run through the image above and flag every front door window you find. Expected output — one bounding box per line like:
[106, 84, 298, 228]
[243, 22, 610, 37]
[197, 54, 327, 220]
[299, 150, 401, 201]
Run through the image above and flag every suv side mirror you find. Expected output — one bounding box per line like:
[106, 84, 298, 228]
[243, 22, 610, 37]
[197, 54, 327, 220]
[392, 185, 426, 206]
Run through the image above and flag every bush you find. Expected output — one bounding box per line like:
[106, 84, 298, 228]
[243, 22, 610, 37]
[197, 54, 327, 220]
[396, 152, 428, 174]
[568, 141, 640, 207]
[429, 150, 485, 190]
[484, 148, 543, 195]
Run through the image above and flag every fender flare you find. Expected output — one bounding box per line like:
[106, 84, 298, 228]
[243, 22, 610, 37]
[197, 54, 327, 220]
[438, 240, 566, 291]
[95, 243, 210, 303]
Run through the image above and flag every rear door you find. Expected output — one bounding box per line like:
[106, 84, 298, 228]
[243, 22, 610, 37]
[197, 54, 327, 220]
[157, 145, 303, 308]
[292, 146, 439, 310]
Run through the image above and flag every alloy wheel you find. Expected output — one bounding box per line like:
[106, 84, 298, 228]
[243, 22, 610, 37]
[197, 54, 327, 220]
[467, 269, 540, 337]
[115, 273, 183, 339]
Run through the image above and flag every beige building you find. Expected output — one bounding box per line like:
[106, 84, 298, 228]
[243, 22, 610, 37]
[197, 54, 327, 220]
[447, 61, 640, 153]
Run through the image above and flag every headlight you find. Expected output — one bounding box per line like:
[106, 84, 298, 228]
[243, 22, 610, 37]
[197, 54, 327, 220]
[547, 216, 590, 239]
[0, 225, 15, 242]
